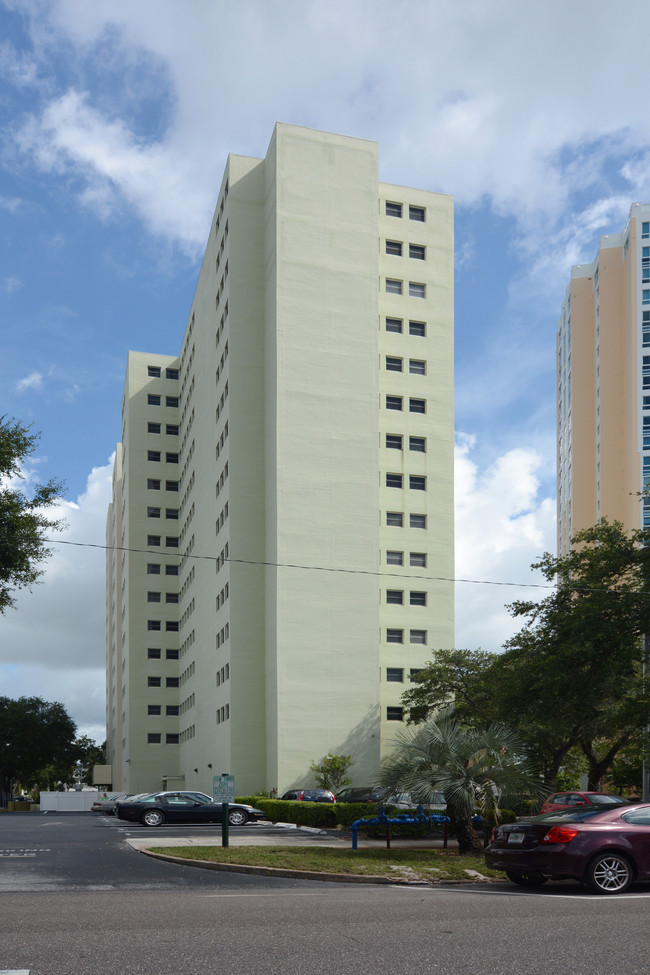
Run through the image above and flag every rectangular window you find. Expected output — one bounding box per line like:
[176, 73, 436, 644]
[166, 368, 179, 379]
[386, 317, 403, 333]
[165, 480, 179, 491]
[409, 475, 426, 491]
[148, 366, 161, 378]
[410, 514, 427, 529]
[166, 593, 179, 604]
[386, 201, 402, 217]
[386, 356, 403, 372]
[387, 668, 404, 683]
[410, 629, 427, 644]
[147, 451, 161, 462]
[166, 565, 179, 576]
[166, 509, 179, 520]
[410, 668, 423, 680]
[166, 621, 179, 632]
[643, 221, 650, 239]
[166, 396, 179, 407]
[166, 733, 179, 744]
[148, 705, 161, 716]
[147, 677, 161, 687]
[387, 707, 404, 721]
[409, 359, 426, 375]
[166, 424, 179, 436]
[166, 704, 180, 715]
[147, 535, 161, 546]
[409, 436, 426, 452]
[409, 320, 426, 337]
[386, 473, 403, 488]
[410, 591, 427, 606]
[386, 395, 403, 411]
[147, 592, 161, 603]
[387, 628, 404, 643]
[147, 648, 162, 659]
[147, 479, 161, 490]
[386, 279, 403, 295]
[148, 422, 161, 434]
[147, 563, 161, 575]
[409, 244, 426, 260]
[409, 205, 425, 222]
[387, 589, 404, 604]
[409, 282, 426, 299]
[147, 733, 162, 743]
[386, 550, 404, 565]
[166, 452, 179, 464]
[147, 394, 161, 405]
[166, 649, 179, 659]
[147, 506, 161, 518]
[410, 552, 427, 567]
[165, 537, 179, 548]
[386, 240, 403, 256]
[166, 677, 180, 687]
[386, 434, 403, 450]
[147, 620, 161, 631]
[386, 511, 404, 527]
[409, 398, 426, 413]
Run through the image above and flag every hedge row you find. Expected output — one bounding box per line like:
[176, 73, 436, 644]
[236, 797, 463, 830]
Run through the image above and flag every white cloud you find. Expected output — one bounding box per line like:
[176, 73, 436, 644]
[2, 275, 22, 294]
[16, 370, 43, 391]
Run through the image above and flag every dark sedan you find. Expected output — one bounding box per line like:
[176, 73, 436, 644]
[485, 803, 650, 893]
[115, 791, 268, 827]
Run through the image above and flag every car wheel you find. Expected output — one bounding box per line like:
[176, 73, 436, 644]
[505, 870, 548, 887]
[141, 809, 165, 827]
[228, 807, 248, 826]
[585, 853, 633, 894]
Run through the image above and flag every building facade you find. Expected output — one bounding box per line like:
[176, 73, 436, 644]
[106, 124, 454, 796]
[557, 203, 650, 554]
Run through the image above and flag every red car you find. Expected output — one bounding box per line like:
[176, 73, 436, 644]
[539, 791, 630, 815]
[485, 803, 650, 893]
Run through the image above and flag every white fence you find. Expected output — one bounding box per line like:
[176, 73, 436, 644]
[39, 791, 108, 812]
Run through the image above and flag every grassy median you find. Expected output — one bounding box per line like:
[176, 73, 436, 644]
[151, 845, 502, 883]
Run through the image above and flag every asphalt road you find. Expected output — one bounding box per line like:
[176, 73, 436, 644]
[2, 813, 650, 975]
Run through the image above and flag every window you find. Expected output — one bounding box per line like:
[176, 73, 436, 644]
[410, 591, 427, 606]
[166, 593, 179, 604]
[166, 649, 179, 659]
[147, 563, 161, 575]
[147, 450, 161, 462]
[409, 436, 426, 452]
[386, 550, 403, 565]
[409, 205, 425, 222]
[409, 244, 425, 260]
[410, 630, 427, 644]
[410, 514, 427, 529]
[387, 628, 404, 643]
[409, 475, 426, 491]
[148, 677, 161, 687]
[643, 221, 650, 239]
[165, 480, 179, 491]
[386, 356, 403, 372]
[410, 668, 423, 680]
[147, 591, 161, 603]
[166, 452, 179, 463]
[410, 552, 427, 567]
[386, 395, 403, 411]
[409, 282, 426, 299]
[147, 479, 161, 490]
[386, 240, 403, 256]
[147, 648, 161, 659]
[166, 621, 179, 632]
[166, 733, 179, 744]
[147, 733, 162, 743]
[166, 508, 179, 520]
[147, 506, 161, 518]
[387, 707, 404, 721]
[166, 396, 179, 407]
[148, 422, 161, 434]
[166, 704, 180, 715]
[386, 434, 403, 450]
[148, 366, 161, 378]
[409, 359, 426, 375]
[166, 368, 179, 379]
[166, 424, 179, 436]
[386, 473, 403, 488]
[386, 511, 404, 527]
[386, 279, 403, 295]
[387, 668, 404, 682]
[409, 320, 426, 337]
[147, 535, 161, 546]
[166, 565, 179, 576]
[387, 589, 404, 604]
[409, 398, 426, 413]
[148, 705, 162, 716]
[166, 677, 180, 687]
[386, 317, 403, 333]
[166, 536, 179, 548]
[386, 201, 402, 218]
[148, 394, 161, 405]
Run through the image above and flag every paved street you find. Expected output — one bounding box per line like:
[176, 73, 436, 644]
[2, 813, 650, 974]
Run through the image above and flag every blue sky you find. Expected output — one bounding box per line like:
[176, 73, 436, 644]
[2, 0, 650, 742]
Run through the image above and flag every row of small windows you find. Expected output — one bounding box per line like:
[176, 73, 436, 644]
[147, 535, 179, 548]
[147, 648, 179, 660]
[386, 434, 425, 452]
[386, 396, 426, 413]
[148, 451, 179, 463]
[387, 628, 427, 644]
[147, 620, 179, 632]
[147, 563, 179, 576]
[386, 512, 427, 529]
[216, 622, 230, 648]
[386, 474, 426, 491]
[148, 395, 179, 407]
[386, 202, 426, 221]
[387, 668, 423, 682]
[147, 423, 179, 435]
[386, 356, 426, 374]
[147, 676, 180, 687]
[216, 663, 229, 686]
[147, 733, 179, 744]
[386, 241, 426, 260]
[387, 551, 426, 567]
[386, 590, 427, 605]
[147, 591, 179, 604]
[147, 507, 179, 519]
[148, 366, 179, 379]
[386, 280, 426, 299]
[386, 318, 426, 336]
[147, 704, 180, 715]
[217, 704, 230, 724]
[147, 479, 179, 491]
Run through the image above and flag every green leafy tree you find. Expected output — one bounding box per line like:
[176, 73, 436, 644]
[0, 416, 64, 613]
[309, 753, 353, 791]
[379, 718, 541, 854]
[0, 697, 78, 795]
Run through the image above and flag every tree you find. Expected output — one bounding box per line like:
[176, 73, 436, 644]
[0, 416, 64, 613]
[309, 753, 353, 791]
[379, 718, 541, 854]
[0, 697, 78, 796]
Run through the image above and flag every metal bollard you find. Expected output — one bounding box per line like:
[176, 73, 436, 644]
[222, 802, 229, 847]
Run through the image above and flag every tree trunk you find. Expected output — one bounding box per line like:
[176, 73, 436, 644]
[580, 735, 633, 791]
[448, 804, 483, 855]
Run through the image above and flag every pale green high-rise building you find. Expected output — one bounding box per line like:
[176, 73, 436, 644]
[106, 123, 454, 796]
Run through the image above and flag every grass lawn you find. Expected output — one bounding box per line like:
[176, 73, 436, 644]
[150, 845, 503, 883]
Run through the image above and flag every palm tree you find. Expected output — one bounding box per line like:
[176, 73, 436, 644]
[379, 718, 541, 854]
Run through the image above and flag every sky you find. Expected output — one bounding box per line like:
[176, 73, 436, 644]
[2, 0, 650, 743]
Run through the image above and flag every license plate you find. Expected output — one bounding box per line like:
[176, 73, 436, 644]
[507, 832, 525, 844]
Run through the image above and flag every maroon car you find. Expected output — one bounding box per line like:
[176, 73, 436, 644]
[485, 803, 650, 894]
[539, 791, 630, 815]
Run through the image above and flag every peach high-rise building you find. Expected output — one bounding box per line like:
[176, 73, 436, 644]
[557, 203, 650, 554]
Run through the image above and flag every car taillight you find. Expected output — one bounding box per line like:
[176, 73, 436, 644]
[541, 825, 579, 844]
